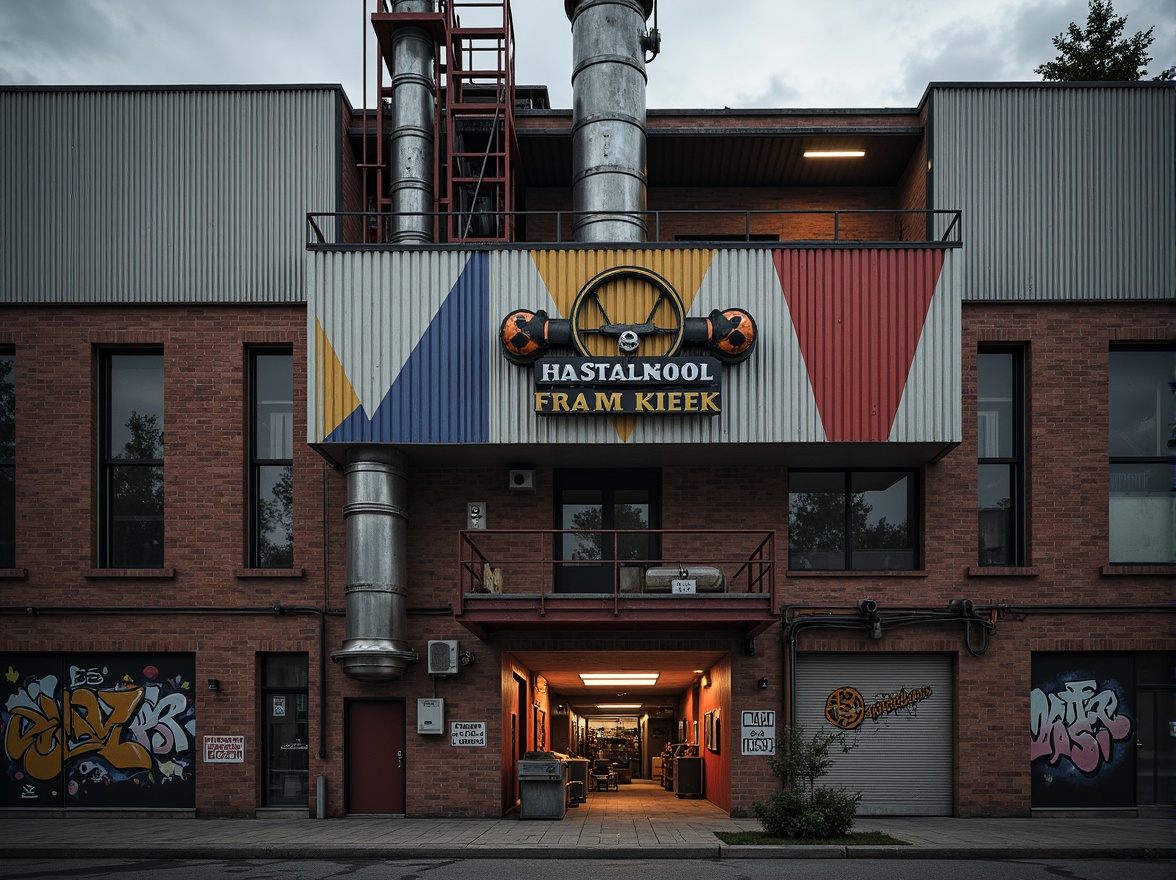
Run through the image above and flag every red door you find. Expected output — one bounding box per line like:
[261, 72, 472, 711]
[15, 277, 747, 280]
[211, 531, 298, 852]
[346, 700, 406, 814]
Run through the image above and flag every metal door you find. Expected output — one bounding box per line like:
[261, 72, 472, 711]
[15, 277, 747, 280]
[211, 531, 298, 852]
[795, 653, 953, 815]
[345, 700, 406, 815]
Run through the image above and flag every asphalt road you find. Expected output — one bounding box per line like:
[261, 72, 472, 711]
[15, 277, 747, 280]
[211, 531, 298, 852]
[0, 858, 1168, 880]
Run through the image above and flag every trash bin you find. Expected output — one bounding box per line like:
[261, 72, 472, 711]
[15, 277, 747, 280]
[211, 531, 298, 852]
[518, 751, 568, 819]
[565, 757, 589, 803]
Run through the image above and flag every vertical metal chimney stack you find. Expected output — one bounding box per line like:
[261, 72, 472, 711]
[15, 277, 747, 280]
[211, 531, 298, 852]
[331, 447, 417, 681]
[565, 0, 656, 242]
[389, 0, 436, 242]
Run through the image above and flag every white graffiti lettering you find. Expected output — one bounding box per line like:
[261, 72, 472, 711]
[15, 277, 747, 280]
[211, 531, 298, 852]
[1030, 679, 1132, 774]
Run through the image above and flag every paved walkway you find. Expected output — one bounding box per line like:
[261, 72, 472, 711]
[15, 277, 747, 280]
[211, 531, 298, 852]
[1, 781, 1171, 860]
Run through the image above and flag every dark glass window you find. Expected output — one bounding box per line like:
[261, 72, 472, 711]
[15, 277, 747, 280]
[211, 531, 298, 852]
[978, 348, 1024, 565]
[1108, 347, 1174, 564]
[100, 350, 164, 568]
[0, 350, 13, 569]
[555, 469, 659, 592]
[251, 350, 293, 568]
[789, 470, 917, 570]
[261, 654, 309, 807]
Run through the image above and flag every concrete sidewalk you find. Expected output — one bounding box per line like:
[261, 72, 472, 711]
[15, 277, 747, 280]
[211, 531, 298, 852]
[0, 813, 1171, 860]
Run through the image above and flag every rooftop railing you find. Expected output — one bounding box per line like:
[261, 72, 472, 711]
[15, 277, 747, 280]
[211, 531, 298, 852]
[307, 209, 962, 248]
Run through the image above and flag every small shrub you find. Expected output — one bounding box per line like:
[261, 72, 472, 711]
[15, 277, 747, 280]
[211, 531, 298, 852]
[753, 786, 861, 839]
[751, 724, 862, 840]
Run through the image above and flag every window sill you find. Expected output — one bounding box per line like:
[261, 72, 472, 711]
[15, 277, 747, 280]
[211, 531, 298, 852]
[0, 568, 28, 579]
[1100, 564, 1175, 577]
[967, 566, 1040, 577]
[85, 568, 176, 578]
[786, 569, 927, 577]
[235, 568, 306, 579]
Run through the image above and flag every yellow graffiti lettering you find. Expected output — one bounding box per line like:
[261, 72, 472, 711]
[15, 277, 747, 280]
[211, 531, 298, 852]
[64, 687, 152, 770]
[5, 692, 63, 781]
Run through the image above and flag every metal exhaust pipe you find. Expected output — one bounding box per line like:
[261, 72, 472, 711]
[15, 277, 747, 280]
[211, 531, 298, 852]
[566, 0, 656, 242]
[331, 446, 417, 681]
[389, 0, 436, 243]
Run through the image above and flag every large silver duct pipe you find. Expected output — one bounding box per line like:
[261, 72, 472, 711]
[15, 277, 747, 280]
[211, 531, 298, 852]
[331, 447, 417, 681]
[565, 0, 656, 243]
[389, 0, 436, 243]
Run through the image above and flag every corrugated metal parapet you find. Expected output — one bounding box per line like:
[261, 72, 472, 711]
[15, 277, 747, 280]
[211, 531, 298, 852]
[307, 246, 960, 451]
[0, 86, 342, 305]
[928, 84, 1175, 302]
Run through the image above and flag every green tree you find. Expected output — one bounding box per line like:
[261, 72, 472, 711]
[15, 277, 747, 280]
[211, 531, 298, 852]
[1034, 0, 1155, 81]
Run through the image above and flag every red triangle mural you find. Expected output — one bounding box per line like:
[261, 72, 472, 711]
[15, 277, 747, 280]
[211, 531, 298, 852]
[774, 249, 946, 442]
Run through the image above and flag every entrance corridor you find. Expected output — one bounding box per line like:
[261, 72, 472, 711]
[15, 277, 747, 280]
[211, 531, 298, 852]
[510, 778, 734, 846]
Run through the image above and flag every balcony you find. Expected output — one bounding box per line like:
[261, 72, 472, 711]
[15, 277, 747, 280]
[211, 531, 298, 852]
[455, 529, 778, 637]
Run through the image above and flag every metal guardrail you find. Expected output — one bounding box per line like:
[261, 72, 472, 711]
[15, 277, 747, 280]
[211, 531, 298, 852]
[457, 528, 776, 615]
[307, 209, 963, 247]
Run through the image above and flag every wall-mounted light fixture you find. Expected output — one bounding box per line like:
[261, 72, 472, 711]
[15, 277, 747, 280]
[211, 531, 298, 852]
[758, 678, 769, 690]
[700, 673, 711, 688]
[207, 678, 220, 691]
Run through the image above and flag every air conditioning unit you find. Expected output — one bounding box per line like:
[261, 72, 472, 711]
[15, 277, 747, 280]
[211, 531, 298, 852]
[427, 640, 459, 675]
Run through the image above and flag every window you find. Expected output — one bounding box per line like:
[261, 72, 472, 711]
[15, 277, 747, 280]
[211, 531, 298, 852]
[99, 350, 164, 568]
[1108, 347, 1174, 564]
[251, 350, 293, 568]
[0, 350, 13, 569]
[789, 470, 917, 570]
[978, 348, 1024, 565]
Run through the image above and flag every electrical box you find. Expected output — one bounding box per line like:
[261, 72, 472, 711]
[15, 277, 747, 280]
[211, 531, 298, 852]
[428, 640, 459, 675]
[418, 698, 444, 734]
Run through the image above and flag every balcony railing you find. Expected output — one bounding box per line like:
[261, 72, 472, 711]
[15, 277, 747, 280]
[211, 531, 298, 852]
[307, 209, 962, 248]
[457, 528, 776, 615]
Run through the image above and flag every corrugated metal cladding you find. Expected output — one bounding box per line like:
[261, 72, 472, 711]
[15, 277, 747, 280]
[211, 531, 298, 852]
[929, 85, 1175, 302]
[0, 87, 341, 304]
[308, 248, 959, 447]
[795, 654, 953, 816]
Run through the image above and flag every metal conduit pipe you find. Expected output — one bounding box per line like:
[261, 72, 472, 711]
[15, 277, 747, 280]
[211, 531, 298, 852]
[389, 0, 436, 243]
[565, 0, 655, 242]
[331, 446, 418, 680]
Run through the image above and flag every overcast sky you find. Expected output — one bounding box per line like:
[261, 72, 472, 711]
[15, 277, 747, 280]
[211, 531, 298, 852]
[1, 0, 1172, 109]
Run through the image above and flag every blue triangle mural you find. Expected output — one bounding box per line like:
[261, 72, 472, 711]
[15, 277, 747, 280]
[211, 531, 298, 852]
[324, 252, 490, 444]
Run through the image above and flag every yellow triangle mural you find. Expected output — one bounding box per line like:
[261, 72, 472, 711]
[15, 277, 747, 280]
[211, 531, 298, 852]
[530, 249, 717, 442]
[315, 318, 361, 440]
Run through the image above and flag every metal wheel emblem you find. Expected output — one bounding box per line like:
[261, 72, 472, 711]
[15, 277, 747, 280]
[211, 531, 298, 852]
[569, 266, 685, 358]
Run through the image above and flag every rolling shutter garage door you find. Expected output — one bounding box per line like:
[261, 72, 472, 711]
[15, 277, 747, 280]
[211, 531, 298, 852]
[795, 654, 953, 816]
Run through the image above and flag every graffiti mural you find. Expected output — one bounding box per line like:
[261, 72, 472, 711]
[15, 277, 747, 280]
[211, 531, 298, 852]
[1, 654, 196, 809]
[1030, 653, 1134, 809]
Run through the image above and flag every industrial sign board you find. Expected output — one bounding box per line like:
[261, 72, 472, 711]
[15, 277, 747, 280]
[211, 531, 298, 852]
[203, 735, 245, 763]
[741, 710, 776, 756]
[533, 356, 721, 415]
[451, 721, 487, 747]
[500, 265, 755, 416]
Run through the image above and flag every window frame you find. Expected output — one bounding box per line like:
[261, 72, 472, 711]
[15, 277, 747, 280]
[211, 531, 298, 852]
[249, 347, 294, 569]
[0, 348, 13, 569]
[977, 345, 1026, 566]
[98, 348, 165, 569]
[787, 468, 920, 571]
[1107, 344, 1175, 565]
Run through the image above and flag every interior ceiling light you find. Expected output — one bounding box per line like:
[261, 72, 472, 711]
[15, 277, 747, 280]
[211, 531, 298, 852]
[596, 704, 642, 709]
[803, 150, 866, 158]
[579, 672, 659, 686]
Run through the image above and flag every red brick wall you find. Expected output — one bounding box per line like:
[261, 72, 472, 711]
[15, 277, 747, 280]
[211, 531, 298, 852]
[3, 300, 1171, 819]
